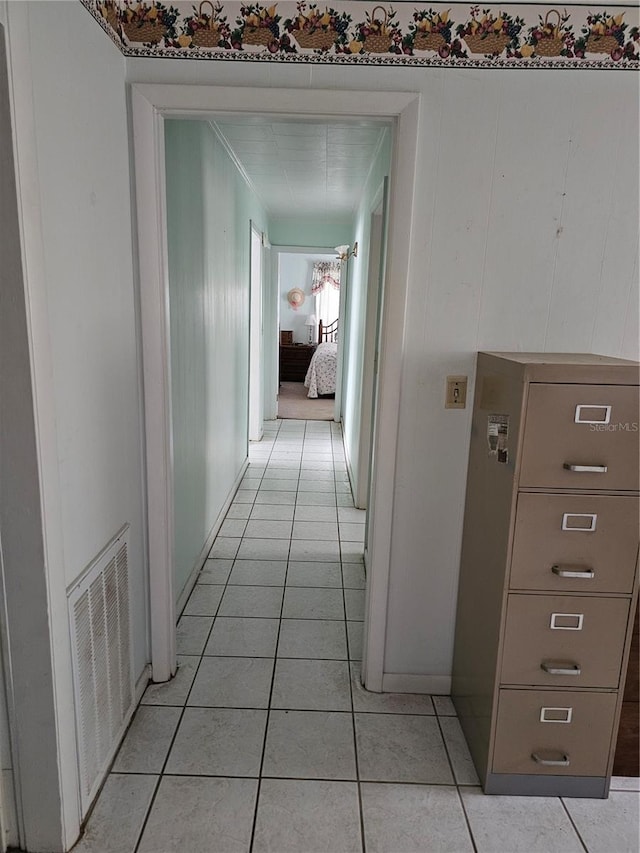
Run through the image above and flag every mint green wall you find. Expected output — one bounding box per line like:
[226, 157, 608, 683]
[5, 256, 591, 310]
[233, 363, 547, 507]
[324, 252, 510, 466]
[165, 120, 268, 602]
[270, 217, 351, 249]
[341, 130, 392, 496]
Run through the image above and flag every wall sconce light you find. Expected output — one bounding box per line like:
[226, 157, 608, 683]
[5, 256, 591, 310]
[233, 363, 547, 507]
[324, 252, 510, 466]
[335, 242, 358, 261]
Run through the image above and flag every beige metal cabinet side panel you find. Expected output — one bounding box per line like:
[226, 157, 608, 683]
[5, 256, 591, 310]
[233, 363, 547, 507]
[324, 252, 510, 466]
[605, 571, 640, 780]
[452, 355, 527, 782]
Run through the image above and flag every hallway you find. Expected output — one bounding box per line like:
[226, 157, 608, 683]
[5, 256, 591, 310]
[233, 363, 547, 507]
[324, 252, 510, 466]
[75, 420, 639, 853]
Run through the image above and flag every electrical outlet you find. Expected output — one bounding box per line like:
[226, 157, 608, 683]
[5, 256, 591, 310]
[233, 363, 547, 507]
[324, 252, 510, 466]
[445, 376, 468, 409]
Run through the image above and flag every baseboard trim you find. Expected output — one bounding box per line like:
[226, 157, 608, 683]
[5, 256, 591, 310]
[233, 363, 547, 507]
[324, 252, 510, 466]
[382, 673, 452, 695]
[342, 428, 357, 505]
[134, 663, 152, 701]
[175, 459, 249, 616]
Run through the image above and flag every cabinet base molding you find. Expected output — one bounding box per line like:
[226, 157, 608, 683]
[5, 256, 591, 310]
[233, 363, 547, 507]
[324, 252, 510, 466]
[485, 773, 608, 798]
[382, 673, 451, 694]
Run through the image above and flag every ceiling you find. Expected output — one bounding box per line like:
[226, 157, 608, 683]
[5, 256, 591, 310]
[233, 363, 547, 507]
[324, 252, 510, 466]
[210, 116, 389, 221]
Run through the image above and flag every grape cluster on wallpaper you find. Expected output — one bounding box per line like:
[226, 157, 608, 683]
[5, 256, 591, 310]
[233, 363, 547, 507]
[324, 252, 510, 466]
[82, 0, 639, 68]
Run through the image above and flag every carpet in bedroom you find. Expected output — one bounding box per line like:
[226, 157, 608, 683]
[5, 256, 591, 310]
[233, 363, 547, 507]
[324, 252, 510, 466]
[278, 381, 335, 420]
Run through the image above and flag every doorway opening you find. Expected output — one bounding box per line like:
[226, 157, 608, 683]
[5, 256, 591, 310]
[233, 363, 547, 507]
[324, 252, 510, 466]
[275, 246, 343, 422]
[132, 84, 420, 693]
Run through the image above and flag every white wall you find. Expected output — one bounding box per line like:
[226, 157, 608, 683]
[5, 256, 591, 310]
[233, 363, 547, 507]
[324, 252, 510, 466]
[4, 1, 147, 847]
[126, 61, 639, 689]
[165, 120, 269, 601]
[28, 4, 146, 629]
[278, 251, 339, 343]
[385, 70, 639, 681]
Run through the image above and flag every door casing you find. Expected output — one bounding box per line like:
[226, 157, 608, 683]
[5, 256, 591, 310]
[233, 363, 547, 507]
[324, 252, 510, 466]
[131, 84, 421, 693]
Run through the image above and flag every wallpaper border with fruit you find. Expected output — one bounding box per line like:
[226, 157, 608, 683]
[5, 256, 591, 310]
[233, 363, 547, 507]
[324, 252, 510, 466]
[81, 1, 639, 69]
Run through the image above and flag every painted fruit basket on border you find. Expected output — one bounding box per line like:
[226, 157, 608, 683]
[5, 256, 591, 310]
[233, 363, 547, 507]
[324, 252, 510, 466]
[284, 2, 351, 50]
[409, 8, 453, 52]
[456, 5, 524, 54]
[353, 6, 402, 54]
[236, 2, 281, 45]
[574, 11, 635, 59]
[180, 1, 231, 46]
[119, 0, 179, 43]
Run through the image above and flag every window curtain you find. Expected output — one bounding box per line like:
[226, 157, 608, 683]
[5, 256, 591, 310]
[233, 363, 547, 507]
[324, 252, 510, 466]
[311, 261, 341, 328]
[311, 261, 341, 295]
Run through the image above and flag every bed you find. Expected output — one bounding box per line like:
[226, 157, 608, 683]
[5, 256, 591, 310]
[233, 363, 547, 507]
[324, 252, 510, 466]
[304, 318, 338, 398]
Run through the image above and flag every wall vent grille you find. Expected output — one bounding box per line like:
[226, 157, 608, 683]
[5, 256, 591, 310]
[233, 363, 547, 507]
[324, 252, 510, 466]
[68, 526, 133, 814]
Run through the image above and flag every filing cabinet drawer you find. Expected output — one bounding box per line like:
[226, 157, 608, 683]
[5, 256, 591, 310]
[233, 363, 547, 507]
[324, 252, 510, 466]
[519, 384, 639, 491]
[501, 595, 630, 688]
[493, 689, 617, 776]
[510, 493, 639, 594]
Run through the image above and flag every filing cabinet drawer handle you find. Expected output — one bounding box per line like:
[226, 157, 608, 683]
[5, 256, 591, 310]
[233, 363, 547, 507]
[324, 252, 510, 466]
[552, 565, 595, 580]
[541, 661, 581, 676]
[563, 464, 608, 474]
[532, 751, 571, 767]
[574, 404, 611, 425]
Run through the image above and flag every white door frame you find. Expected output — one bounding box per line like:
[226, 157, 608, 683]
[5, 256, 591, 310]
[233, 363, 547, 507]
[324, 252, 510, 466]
[333, 252, 349, 424]
[131, 84, 420, 692]
[355, 182, 387, 509]
[270, 244, 338, 419]
[262, 237, 278, 422]
[248, 222, 264, 442]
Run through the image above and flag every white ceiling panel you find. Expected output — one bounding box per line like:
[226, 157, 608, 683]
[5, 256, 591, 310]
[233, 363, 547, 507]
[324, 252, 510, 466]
[211, 116, 389, 220]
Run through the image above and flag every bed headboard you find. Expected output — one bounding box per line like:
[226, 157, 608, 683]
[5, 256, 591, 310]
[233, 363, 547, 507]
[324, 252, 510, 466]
[318, 319, 338, 343]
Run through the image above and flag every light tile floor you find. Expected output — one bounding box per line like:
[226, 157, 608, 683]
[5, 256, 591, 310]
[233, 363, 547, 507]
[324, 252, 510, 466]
[76, 419, 640, 853]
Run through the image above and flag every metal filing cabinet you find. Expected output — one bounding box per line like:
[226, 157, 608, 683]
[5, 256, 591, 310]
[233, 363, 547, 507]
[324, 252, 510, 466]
[452, 352, 639, 797]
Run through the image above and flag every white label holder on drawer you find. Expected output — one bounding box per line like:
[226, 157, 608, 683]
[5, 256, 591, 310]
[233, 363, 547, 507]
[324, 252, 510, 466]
[550, 612, 584, 630]
[574, 404, 611, 424]
[562, 513, 597, 532]
[540, 707, 573, 724]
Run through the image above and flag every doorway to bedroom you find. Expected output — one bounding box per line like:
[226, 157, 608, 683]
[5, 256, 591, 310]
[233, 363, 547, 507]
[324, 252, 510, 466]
[276, 247, 342, 421]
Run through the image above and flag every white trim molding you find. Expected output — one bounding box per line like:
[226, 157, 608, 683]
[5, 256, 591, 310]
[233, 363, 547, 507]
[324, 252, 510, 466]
[130, 83, 421, 698]
[131, 86, 177, 684]
[362, 95, 420, 693]
[382, 673, 453, 695]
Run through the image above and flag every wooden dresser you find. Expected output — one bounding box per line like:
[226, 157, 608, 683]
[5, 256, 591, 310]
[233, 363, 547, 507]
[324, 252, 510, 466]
[279, 344, 315, 382]
[452, 352, 639, 798]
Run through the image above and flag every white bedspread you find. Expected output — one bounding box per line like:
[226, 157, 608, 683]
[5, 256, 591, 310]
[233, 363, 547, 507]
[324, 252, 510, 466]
[304, 343, 338, 398]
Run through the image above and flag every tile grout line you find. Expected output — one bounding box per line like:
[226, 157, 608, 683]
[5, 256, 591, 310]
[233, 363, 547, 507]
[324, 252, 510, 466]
[128, 705, 436, 715]
[558, 796, 590, 852]
[334, 421, 367, 853]
[113, 768, 482, 787]
[248, 424, 293, 853]
[132, 493, 245, 853]
[133, 425, 279, 852]
[433, 709, 481, 853]
[455, 785, 480, 853]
